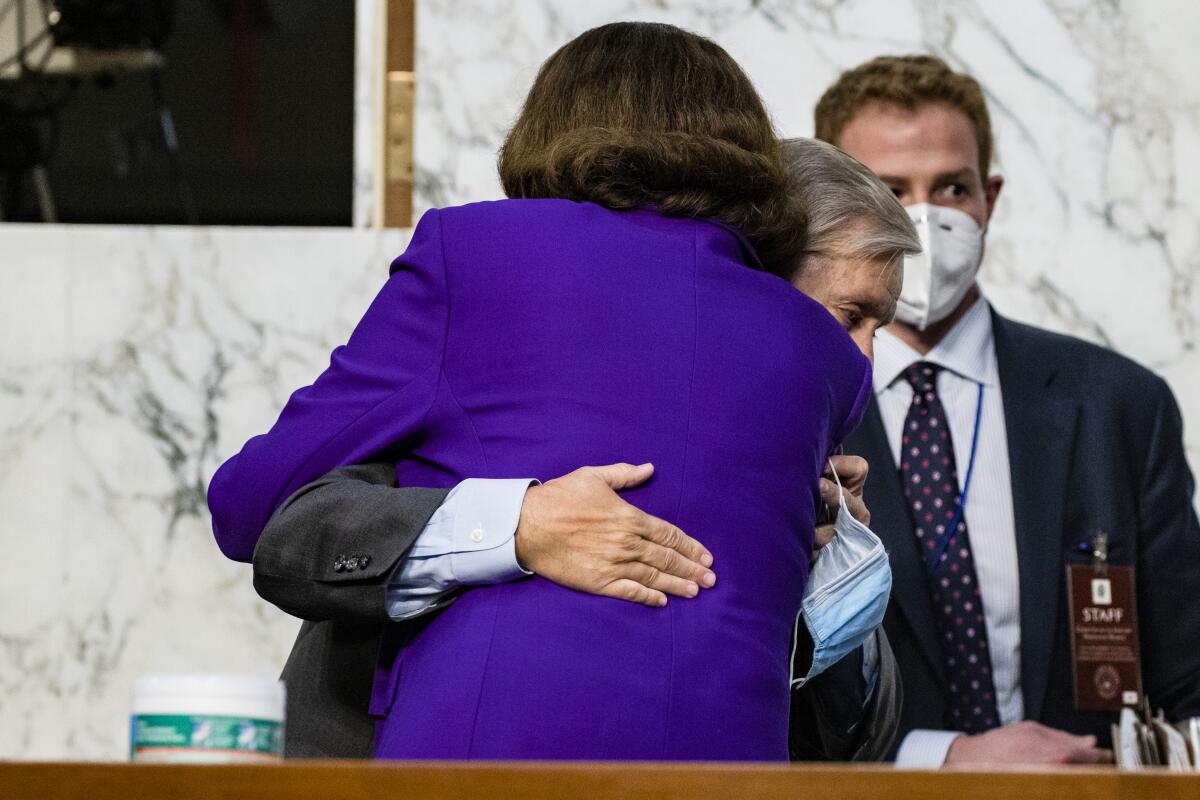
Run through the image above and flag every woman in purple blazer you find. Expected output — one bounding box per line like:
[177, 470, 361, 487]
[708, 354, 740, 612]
[208, 23, 871, 761]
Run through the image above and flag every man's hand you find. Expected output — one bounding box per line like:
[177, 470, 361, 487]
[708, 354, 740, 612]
[815, 454, 871, 549]
[514, 463, 716, 608]
[944, 720, 1114, 765]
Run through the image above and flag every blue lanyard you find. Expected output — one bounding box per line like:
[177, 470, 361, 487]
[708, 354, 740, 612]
[924, 382, 985, 575]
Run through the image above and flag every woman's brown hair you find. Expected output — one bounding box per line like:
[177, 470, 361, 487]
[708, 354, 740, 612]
[498, 22, 803, 275]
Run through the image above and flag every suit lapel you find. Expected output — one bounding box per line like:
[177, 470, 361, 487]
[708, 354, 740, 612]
[991, 311, 1078, 722]
[847, 401, 946, 685]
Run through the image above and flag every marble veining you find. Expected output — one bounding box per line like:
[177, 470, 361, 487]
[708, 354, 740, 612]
[2, 0, 1198, 760]
[413, 0, 1200, 468]
[0, 225, 408, 759]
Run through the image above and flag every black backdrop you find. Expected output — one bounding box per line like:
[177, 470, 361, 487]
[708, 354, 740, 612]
[4, 0, 355, 225]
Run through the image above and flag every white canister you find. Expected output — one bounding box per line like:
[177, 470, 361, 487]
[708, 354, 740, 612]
[130, 675, 286, 763]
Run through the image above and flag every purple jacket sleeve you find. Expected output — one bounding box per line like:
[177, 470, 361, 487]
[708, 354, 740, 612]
[207, 209, 448, 562]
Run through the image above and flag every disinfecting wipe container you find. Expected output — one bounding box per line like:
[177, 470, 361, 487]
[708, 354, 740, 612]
[130, 675, 286, 763]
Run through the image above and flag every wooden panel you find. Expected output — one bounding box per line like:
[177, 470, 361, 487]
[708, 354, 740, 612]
[2, 761, 1198, 800]
[386, 0, 415, 72]
[381, 0, 415, 228]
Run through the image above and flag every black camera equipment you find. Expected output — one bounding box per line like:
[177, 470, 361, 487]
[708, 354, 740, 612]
[0, 0, 194, 222]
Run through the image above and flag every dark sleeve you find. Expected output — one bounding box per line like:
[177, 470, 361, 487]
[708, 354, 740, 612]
[252, 462, 450, 624]
[279, 620, 381, 759]
[1136, 379, 1200, 719]
[788, 626, 903, 762]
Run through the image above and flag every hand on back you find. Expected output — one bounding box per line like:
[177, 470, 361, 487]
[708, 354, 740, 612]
[514, 463, 716, 608]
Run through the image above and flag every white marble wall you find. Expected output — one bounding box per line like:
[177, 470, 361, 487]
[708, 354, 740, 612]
[2, 0, 1198, 761]
[0, 225, 408, 759]
[414, 0, 1200, 459]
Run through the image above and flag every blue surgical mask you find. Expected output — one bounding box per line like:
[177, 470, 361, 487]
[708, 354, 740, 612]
[790, 464, 893, 687]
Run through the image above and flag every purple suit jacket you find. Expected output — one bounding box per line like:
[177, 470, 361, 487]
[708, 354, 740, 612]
[209, 199, 871, 761]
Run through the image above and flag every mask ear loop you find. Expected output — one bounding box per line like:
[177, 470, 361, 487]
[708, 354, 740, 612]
[826, 458, 846, 509]
[793, 459, 849, 690]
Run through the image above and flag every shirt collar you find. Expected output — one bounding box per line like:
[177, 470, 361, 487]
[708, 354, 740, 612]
[873, 294, 997, 393]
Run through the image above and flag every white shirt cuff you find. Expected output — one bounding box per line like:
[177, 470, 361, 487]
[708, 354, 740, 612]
[385, 478, 535, 621]
[444, 478, 536, 583]
[894, 729, 962, 768]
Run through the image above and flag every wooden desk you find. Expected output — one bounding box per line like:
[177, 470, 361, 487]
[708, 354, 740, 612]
[1, 761, 1197, 800]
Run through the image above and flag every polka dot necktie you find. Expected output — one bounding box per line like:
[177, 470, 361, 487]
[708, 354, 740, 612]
[899, 361, 1000, 734]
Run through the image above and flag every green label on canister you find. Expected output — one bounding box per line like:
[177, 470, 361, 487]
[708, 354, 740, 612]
[130, 714, 283, 760]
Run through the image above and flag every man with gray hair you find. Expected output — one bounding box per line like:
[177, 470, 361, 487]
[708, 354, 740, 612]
[785, 137, 920, 363]
[249, 138, 919, 761]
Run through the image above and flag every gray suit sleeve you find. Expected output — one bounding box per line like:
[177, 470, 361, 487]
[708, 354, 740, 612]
[280, 619, 381, 758]
[853, 626, 903, 760]
[252, 462, 449, 623]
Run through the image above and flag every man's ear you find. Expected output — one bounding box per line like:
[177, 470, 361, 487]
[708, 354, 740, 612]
[984, 174, 1004, 225]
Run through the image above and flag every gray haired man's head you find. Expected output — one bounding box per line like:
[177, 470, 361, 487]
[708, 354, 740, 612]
[782, 137, 920, 275]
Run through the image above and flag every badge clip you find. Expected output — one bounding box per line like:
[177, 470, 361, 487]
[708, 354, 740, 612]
[1091, 531, 1109, 576]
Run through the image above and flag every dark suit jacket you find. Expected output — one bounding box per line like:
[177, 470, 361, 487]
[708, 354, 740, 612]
[253, 464, 902, 761]
[846, 309, 1200, 743]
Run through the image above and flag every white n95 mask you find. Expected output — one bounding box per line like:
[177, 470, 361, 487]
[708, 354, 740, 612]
[790, 464, 892, 687]
[896, 203, 984, 330]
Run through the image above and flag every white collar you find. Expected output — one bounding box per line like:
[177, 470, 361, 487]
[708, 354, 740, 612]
[873, 294, 997, 393]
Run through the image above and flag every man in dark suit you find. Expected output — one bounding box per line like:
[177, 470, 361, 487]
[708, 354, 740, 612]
[813, 55, 1200, 765]
[254, 461, 903, 761]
